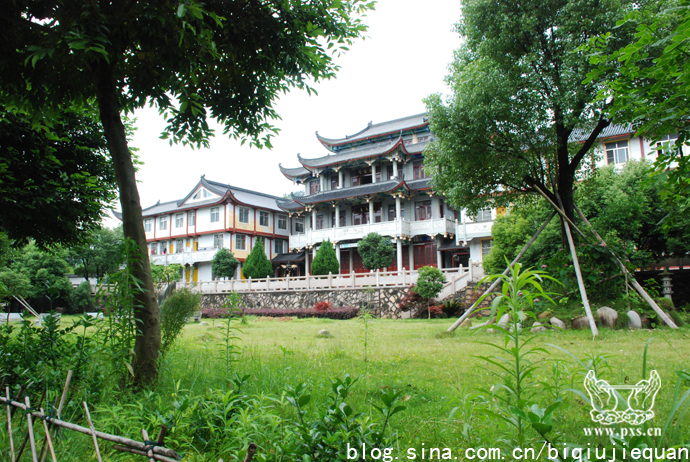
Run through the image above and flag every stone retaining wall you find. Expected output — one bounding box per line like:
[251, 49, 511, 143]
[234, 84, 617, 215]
[201, 287, 412, 319]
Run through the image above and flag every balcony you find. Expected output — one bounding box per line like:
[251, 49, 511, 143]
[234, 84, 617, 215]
[150, 248, 219, 266]
[290, 217, 456, 248]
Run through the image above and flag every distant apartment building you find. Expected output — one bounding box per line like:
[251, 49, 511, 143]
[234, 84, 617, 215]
[276, 113, 497, 276]
[141, 176, 289, 282]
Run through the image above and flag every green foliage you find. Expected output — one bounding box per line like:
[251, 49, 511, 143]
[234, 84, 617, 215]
[71, 281, 94, 313]
[474, 263, 561, 447]
[586, 1, 690, 223]
[151, 264, 183, 285]
[311, 239, 340, 276]
[357, 233, 395, 271]
[211, 248, 239, 279]
[9, 243, 73, 309]
[0, 107, 117, 247]
[0, 268, 31, 301]
[360, 309, 374, 363]
[160, 288, 201, 356]
[412, 266, 446, 300]
[67, 226, 123, 281]
[242, 238, 272, 279]
[424, 0, 633, 224]
[221, 292, 243, 373]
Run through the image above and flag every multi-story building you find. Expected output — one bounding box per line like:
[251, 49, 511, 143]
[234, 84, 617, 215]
[276, 113, 496, 275]
[585, 124, 683, 168]
[142, 176, 289, 281]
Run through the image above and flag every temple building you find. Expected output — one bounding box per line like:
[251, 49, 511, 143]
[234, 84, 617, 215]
[141, 176, 289, 281]
[275, 113, 497, 275]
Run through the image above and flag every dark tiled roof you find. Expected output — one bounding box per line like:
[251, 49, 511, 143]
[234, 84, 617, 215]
[294, 180, 408, 205]
[316, 113, 429, 146]
[298, 136, 406, 169]
[279, 164, 311, 180]
[276, 199, 304, 211]
[406, 139, 432, 154]
[271, 251, 306, 264]
[406, 178, 433, 191]
[570, 123, 634, 143]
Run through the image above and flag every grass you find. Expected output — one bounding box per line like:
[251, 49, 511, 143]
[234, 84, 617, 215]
[4, 314, 690, 460]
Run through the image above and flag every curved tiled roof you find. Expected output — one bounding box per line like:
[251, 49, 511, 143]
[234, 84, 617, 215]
[406, 178, 433, 191]
[276, 198, 304, 212]
[289, 180, 410, 206]
[316, 113, 429, 147]
[570, 123, 634, 143]
[278, 164, 311, 181]
[298, 135, 411, 170]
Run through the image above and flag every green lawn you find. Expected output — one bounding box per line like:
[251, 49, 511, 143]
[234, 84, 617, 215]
[4, 315, 690, 461]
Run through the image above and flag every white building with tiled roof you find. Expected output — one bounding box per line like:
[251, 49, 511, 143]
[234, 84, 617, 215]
[277, 114, 498, 275]
[141, 176, 289, 282]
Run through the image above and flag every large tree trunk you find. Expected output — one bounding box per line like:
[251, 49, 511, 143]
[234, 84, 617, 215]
[92, 61, 160, 387]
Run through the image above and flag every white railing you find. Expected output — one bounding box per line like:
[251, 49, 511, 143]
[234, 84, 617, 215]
[292, 217, 456, 248]
[177, 261, 483, 295]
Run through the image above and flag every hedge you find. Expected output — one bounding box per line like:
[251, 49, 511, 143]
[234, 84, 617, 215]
[201, 306, 360, 320]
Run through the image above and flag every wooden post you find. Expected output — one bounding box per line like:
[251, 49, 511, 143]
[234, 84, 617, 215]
[39, 409, 57, 462]
[6, 387, 15, 462]
[447, 211, 556, 332]
[142, 429, 155, 462]
[40, 370, 72, 462]
[244, 442, 258, 462]
[83, 402, 103, 462]
[574, 205, 677, 328]
[25, 396, 38, 462]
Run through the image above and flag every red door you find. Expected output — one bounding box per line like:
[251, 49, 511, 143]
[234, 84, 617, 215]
[388, 246, 410, 271]
[413, 243, 437, 269]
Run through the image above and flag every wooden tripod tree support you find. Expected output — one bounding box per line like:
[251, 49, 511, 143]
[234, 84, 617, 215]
[447, 211, 558, 332]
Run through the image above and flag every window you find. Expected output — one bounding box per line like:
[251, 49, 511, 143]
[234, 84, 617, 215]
[413, 160, 428, 179]
[275, 240, 285, 254]
[210, 207, 220, 223]
[235, 234, 246, 250]
[606, 140, 629, 165]
[150, 243, 157, 255]
[193, 189, 212, 200]
[352, 205, 369, 225]
[315, 214, 324, 230]
[295, 218, 305, 234]
[259, 211, 269, 227]
[340, 212, 346, 227]
[277, 214, 287, 230]
[213, 234, 224, 249]
[144, 219, 152, 232]
[350, 168, 372, 187]
[375, 170, 381, 182]
[439, 199, 444, 219]
[475, 208, 492, 222]
[373, 202, 382, 223]
[238, 207, 250, 223]
[159, 216, 167, 230]
[387, 164, 403, 181]
[175, 213, 184, 228]
[415, 200, 431, 221]
[310, 181, 321, 195]
[331, 176, 339, 190]
[160, 241, 168, 254]
[656, 134, 680, 156]
[481, 239, 493, 259]
[176, 239, 184, 253]
[388, 204, 396, 221]
[188, 211, 195, 226]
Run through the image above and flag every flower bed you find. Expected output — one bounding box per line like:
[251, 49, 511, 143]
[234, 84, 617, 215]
[201, 306, 360, 320]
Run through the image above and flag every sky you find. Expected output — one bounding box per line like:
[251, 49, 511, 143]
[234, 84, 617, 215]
[108, 0, 462, 226]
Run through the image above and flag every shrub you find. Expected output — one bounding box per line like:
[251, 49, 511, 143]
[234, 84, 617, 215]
[442, 298, 463, 317]
[160, 288, 201, 355]
[671, 311, 685, 327]
[211, 248, 240, 279]
[357, 232, 395, 270]
[398, 285, 427, 314]
[70, 280, 93, 313]
[616, 311, 631, 329]
[242, 237, 273, 279]
[412, 266, 446, 319]
[311, 239, 339, 275]
[657, 297, 675, 311]
[428, 305, 444, 317]
[201, 306, 360, 320]
[313, 301, 333, 312]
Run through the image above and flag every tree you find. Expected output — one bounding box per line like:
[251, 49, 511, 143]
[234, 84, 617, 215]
[586, 1, 690, 220]
[357, 233, 395, 271]
[0, 108, 117, 247]
[424, 0, 634, 239]
[10, 244, 73, 311]
[211, 248, 240, 280]
[67, 226, 123, 281]
[0, 0, 372, 385]
[412, 266, 446, 319]
[311, 239, 340, 276]
[242, 238, 273, 280]
[151, 264, 183, 285]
